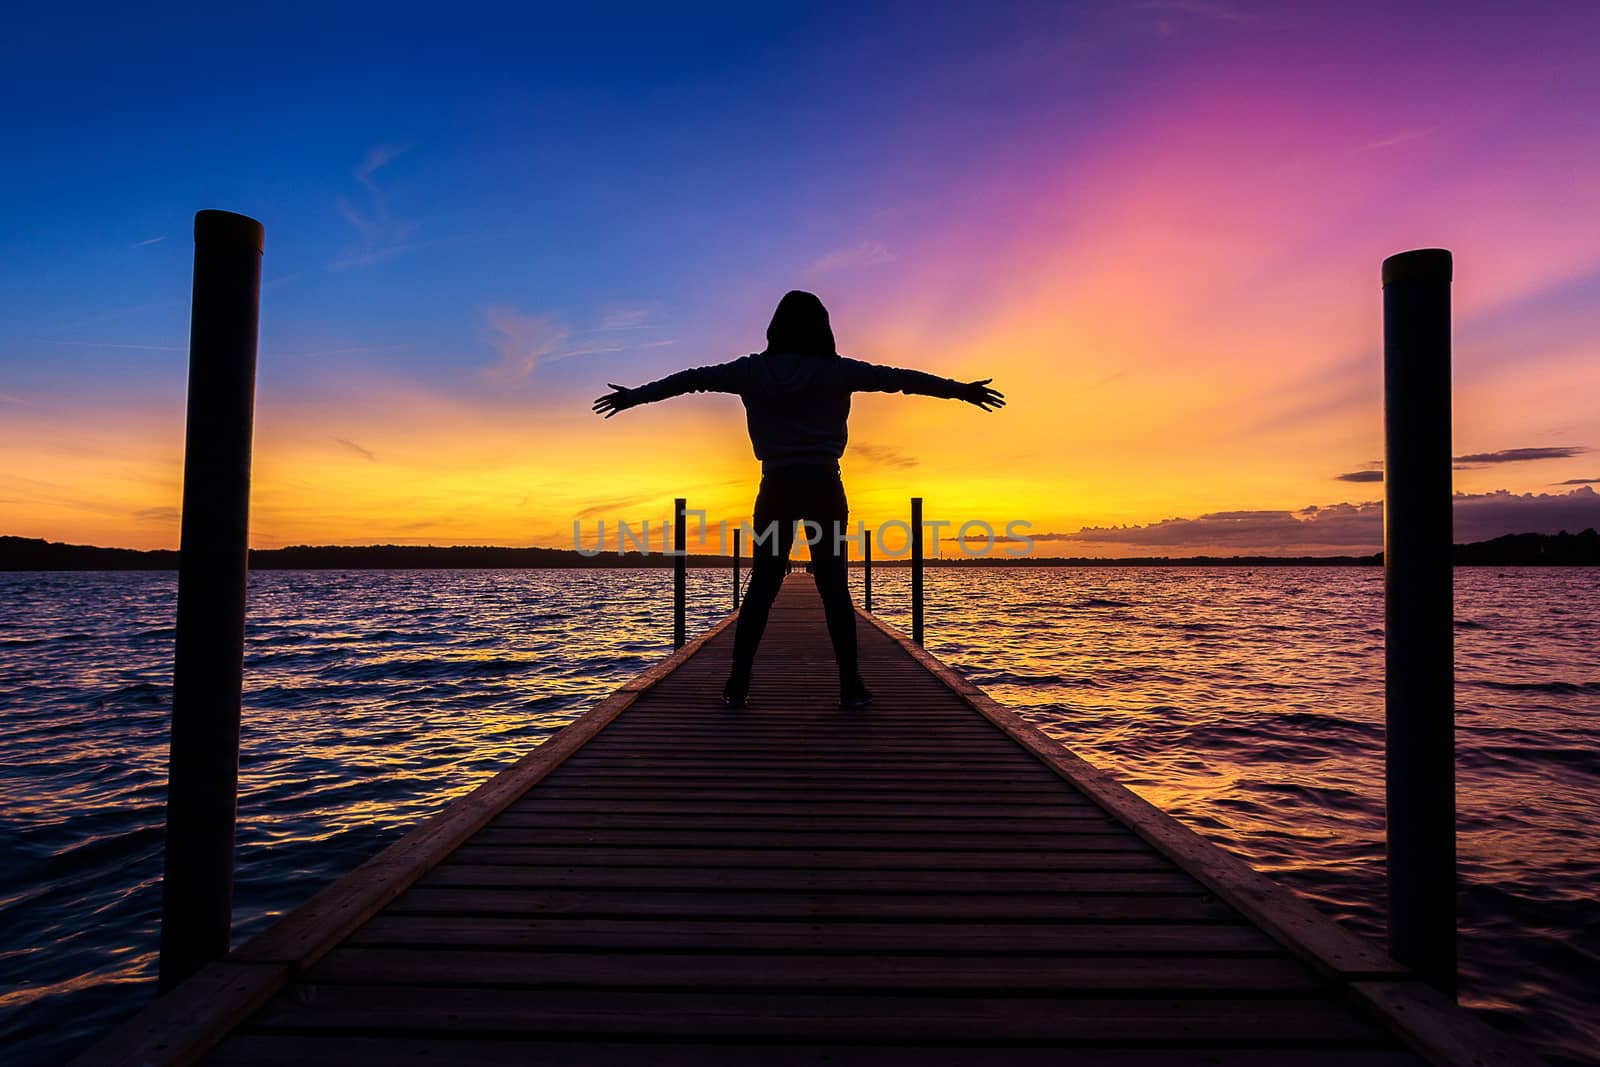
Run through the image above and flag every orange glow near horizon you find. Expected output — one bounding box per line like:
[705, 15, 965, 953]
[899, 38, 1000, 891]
[4, 16, 1598, 556]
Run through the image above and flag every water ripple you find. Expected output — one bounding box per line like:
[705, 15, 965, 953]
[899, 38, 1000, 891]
[1, 566, 1596, 1065]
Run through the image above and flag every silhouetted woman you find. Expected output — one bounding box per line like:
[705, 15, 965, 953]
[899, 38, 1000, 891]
[593, 291, 1004, 708]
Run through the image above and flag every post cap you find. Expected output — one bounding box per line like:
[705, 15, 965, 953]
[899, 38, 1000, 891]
[194, 210, 265, 252]
[1382, 248, 1451, 287]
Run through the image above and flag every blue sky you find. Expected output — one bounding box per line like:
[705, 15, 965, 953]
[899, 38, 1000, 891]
[4, 2, 1599, 551]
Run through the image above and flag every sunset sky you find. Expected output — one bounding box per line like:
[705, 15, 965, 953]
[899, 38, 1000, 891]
[3, 2, 1598, 556]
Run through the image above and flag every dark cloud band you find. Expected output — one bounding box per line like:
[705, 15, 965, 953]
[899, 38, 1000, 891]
[1049, 486, 1600, 552]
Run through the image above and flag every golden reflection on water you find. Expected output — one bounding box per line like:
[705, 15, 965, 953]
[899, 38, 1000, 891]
[0, 952, 157, 1013]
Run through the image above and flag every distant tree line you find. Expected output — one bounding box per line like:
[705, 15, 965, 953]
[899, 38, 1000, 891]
[5, 529, 1598, 571]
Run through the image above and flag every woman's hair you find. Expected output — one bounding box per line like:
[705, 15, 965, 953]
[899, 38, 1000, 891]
[764, 290, 837, 356]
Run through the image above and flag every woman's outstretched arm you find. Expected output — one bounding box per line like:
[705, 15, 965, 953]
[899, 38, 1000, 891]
[592, 356, 754, 418]
[834, 357, 1006, 411]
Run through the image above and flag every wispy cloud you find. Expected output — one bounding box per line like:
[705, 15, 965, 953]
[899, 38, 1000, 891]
[576, 493, 654, 520]
[134, 506, 181, 523]
[482, 307, 570, 383]
[809, 240, 894, 275]
[278, 345, 398, 361]
[850, 442, 919, 469]
[596, 307, 651, 331]
[334, 437, 377, 461]
[1454, 445, 1589, 466]
[480, 305, 673, 372]
[1335, 461, 1383, 483]
[1145, 0, 1254, 34]
[1556, 477, 1600, 485]
[356, 143, 407, 186]
[552, 343, 626, 361]
[1342, 447, 1590, 477]
[41, 300, 179, 335]
[46, 341, 182, 352]
[131, 235, 167, 248]
[334, 143, 419, 268]
[1351, 124, 1442, 155]
[1137, 0, 1256, 26]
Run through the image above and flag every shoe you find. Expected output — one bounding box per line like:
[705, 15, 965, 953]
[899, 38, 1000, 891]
[722, 671, 750, 709]
[839, 674, 873, 709]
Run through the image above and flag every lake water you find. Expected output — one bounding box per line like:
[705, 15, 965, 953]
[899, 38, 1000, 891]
[1, 567, 1596, 1064]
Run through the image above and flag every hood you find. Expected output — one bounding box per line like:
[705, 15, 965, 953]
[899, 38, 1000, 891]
[763, 290, 837, 357]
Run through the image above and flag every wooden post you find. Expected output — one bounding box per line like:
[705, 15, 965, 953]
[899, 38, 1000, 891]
[159, 210, 263, 991]
[863, 531, 873, 613]
[1382, 247, 1456, 995]
[911, 498, 924, 645]
[673, 498, 687, 649]
[732, 528, 741, 610]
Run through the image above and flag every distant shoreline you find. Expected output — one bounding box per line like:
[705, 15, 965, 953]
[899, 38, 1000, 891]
[4, 530, 1598, 570]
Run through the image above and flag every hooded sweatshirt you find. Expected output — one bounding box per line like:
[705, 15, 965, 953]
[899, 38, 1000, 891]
[627, 352, 966, 470]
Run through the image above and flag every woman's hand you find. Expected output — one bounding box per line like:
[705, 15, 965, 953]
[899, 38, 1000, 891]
[961, 378, 1006, 411]
[592, 384, 637, 418]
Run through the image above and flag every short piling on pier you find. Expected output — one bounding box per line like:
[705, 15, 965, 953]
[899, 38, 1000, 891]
[910, 496, 924, 645]
[76, 576, 1534, 1067]
[862, 531, 873, 612]
[672, 497, 687, 649]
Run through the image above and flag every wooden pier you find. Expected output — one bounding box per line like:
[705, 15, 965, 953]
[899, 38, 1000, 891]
[76, 576, 1535, 1065]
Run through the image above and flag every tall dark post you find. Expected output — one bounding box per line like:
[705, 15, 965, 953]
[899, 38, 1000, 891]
[910, 498, 924, 645]
[673, 498, 687, 649]
[863, 532, 873, 613]
[1382, 247, 1456, 995]
[732, 528, 741, 610]
[159, 210, 264, 991]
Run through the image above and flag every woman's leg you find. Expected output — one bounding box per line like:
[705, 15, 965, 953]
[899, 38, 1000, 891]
[806, 474, 868, 699]
[726, 479, 795, 699]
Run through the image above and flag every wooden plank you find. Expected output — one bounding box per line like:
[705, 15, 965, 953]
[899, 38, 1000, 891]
[307, 947, 1322, 990]
[516, 786, 1090, 803]
[388, 886, 1237, 921]
[573, 741, 1034, 756]
[67, 961, 288, 1067]
[504, 798, 1101, 818]
[469, 828, 1142, 849]
[446, 844, 1155, 868]
[580, 727, 1032, 737]
[562, 755, 1046, 769]
[242, 986, 1389, 1045]
[533, 774, 1071, 790]
[210, 1034, 1423, 1066]
[346, 915, 1283, 954]
[619, 709, 990, 718]
[601, 724, 1001, 734]
[541, 766, 1066, 784]
[489, 811, 1119, 830]
[419, 864, 1207, 894]
[1350, 980, 1547, 1067]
